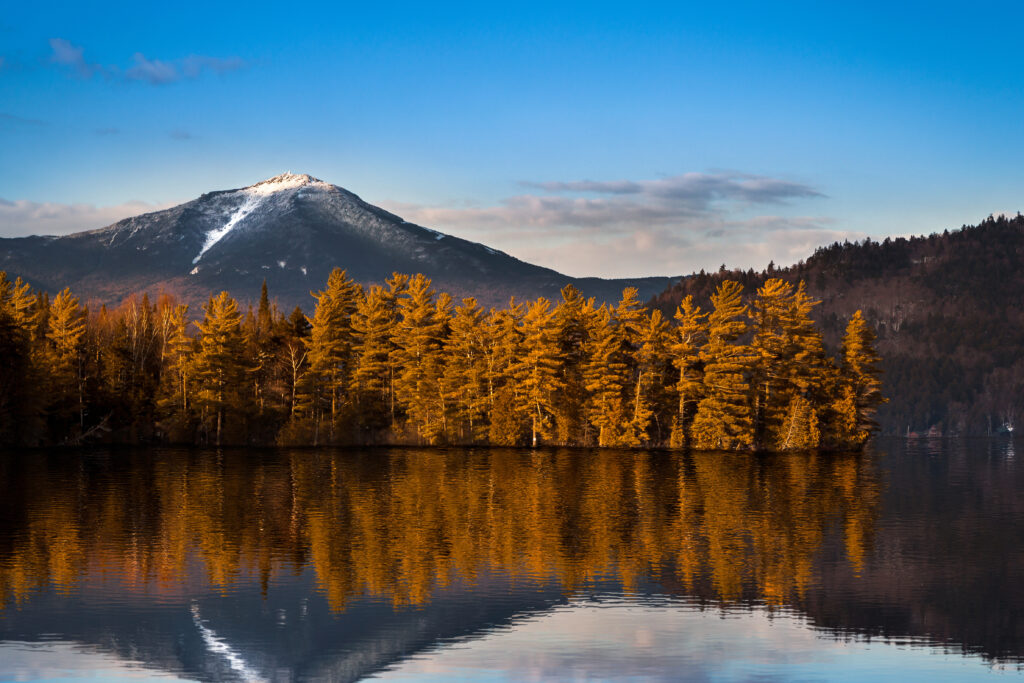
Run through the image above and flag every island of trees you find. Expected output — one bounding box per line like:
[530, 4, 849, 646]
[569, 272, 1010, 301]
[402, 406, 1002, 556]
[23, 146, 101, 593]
[0, 269, 883, 450]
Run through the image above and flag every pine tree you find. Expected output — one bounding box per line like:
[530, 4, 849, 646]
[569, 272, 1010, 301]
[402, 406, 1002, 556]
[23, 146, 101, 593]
[552, 285, 594, 445]
[583, 305, 632, 446]
[392, 274, 447, 443]
[632, 309, 672, 445]
[192, 292, 247, 445]
[830, 310, 886, 448]
[691, 281, 755, 450]
[514, 298, 562, 446]
[46, 287, 87, 436]
[614, 287, 646, 446]
[300, 268, 362, 443]
[670, 296, 707, 447]
[156, 302, 194, 440]
[0, 273, 39, 444]
[350, 279, 404, 438]
[442, 297, 490, 443]
[257, 279, 274, 335]
[485, 300, 525, 445]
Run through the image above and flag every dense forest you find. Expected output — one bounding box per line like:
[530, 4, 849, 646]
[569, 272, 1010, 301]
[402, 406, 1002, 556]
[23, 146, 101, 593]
[651, 213, 1024, 435]
[0, 268, 882, 450]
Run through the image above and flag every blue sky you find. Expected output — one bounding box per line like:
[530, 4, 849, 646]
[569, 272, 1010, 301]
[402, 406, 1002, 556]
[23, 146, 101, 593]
[1, 1, 1022, 276]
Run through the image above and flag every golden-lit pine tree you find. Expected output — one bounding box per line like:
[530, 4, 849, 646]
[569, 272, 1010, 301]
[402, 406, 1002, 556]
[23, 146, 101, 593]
[350, 276, 406, 438]
[583, 305, 632, 446]
[750, 279, 833, 450]
[691, 281, 755, 450]
[192, 291, 247, 445]
[392, 274, 447, 443]
[751, 279, 792, 445]
[300, 268, 362, 443]
[552, 285, 595, 445]
[246, 280, 284, 425]
[0, 273, 39, 444]
[614, 287, 646, 446]
[775, 282, 831, 450]
[155, 302, 193, 440]
[442, 297, 490, 443]
[46, 287, 87, 434]
[670, 295, 707, 447]
[484, 300, 525, 445]
[830, 310, 886, 448]
[632, 309, 673, 445]
[514, 298, 562, 446]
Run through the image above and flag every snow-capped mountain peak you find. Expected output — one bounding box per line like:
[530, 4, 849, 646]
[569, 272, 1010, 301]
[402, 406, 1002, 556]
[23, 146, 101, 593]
[192, 173, 332, 263]
[247, 172, 324, 193]
[0, 172, 675, 311]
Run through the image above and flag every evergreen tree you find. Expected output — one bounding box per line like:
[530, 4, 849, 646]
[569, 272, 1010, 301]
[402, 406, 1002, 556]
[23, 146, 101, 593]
[691, 281, 755, 450]
[392, 274, 447, 443]
[442, 297, 490, 443]
[514, 298, 562, 446]
[552, 285, 594, 445]
[0, 273, 38, 444]
[46, 287, 87, 436]
[583, 305, 632, 446]
[350, 278, 404, 438]
[156, 302, 193, 441]
[192, 292, 247, 445]
[830, 310, 886, 447]
[633, 309, 673, 445]
[485, 300, 525, 445]
[299, 268, 362, 443]
[670, 296, 707, 447]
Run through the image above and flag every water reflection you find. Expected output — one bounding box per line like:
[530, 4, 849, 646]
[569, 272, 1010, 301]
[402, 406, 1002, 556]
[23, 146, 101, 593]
[0, 449, 878, 613]
[0, 441, 1020, 681]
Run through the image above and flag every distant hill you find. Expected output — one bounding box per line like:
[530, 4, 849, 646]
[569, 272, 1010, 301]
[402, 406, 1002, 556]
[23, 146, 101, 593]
[650, 214, 1024, 435]
[0, 173, 676, 310]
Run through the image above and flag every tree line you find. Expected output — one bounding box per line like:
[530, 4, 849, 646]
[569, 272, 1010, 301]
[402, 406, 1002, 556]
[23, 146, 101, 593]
[0, 268, 884, 449]
[650, 213, 1024, 436]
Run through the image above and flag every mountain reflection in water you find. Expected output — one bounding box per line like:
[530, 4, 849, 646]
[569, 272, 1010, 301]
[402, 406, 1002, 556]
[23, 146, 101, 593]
[0, 440, 1021, 681]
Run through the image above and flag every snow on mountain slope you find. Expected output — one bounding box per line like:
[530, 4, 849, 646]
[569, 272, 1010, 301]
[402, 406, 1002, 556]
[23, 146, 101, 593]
[0, 173, 678, 310]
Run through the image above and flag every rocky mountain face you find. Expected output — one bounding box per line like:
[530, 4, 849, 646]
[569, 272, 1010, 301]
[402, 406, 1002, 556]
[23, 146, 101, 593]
[0, 173, 676, 310]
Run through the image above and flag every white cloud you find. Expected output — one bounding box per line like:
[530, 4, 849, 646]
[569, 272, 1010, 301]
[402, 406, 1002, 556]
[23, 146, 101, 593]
[0, 198, 176, 237]
[379, 172, 845, 277]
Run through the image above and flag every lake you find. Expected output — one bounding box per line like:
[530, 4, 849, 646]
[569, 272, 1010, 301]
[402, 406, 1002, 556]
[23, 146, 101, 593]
[0, 438, 1021, 681]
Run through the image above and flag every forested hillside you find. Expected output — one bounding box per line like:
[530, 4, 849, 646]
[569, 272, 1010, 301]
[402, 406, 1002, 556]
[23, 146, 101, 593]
[650, 214, 1024, 435]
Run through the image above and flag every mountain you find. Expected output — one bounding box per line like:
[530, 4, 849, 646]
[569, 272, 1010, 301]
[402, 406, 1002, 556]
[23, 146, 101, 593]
[0, 173, 677, 310]
[649, 213, 1024, 436]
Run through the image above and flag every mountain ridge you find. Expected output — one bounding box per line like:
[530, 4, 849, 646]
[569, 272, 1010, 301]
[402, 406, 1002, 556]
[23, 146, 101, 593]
[0, 173, 678, 310]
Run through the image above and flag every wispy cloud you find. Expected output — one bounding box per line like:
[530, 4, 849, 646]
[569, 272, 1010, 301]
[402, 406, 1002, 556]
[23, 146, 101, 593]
[49, 38, 97, 77]
[0, 198, 176, 237]
[48, 39, 246, 85]
[521, 173, 822, 206]
[380, 171, 850, 277]
[169, 128, 193, 141]
[0, 112, 46, 126]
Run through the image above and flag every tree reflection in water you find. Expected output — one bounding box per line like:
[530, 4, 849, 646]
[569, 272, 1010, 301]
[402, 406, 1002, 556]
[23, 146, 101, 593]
[0, 448, 879, 613]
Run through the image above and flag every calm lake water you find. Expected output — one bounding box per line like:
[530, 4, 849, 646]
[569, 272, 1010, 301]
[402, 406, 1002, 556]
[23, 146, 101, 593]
[0, 438, 1021, 682]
